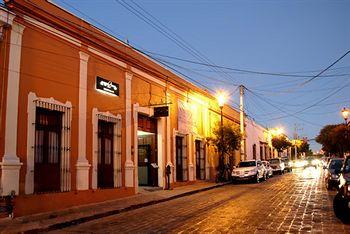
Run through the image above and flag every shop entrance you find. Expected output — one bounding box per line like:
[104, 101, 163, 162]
[195, 140, 205, 180]
[138, 115, 158, 186]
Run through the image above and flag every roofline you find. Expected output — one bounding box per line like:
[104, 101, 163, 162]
[45, 0, 218, 101]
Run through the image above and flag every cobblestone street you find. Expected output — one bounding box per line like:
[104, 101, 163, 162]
[55, 168, 350, 233]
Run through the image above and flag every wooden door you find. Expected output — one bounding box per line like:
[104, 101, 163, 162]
[34, 108, 62, 193]
[98, 120, 114, 188]
[176, 136, 183, 181]
[195, 140, 205, 180]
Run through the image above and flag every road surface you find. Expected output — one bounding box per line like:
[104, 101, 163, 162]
[55, 167, 350, 233]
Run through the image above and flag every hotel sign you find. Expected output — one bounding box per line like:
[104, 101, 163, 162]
[96, 76, 119, 96]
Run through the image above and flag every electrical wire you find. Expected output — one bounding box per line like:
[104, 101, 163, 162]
[144, 50, 350, 78]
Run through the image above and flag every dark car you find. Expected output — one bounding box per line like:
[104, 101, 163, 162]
[333, 156, 350, 223]
[325, 158, 343, 190]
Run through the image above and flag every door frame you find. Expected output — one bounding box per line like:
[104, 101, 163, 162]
[173, 131, 188, 182]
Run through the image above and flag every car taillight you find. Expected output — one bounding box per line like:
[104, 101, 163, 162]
[344, 184, 350, 197]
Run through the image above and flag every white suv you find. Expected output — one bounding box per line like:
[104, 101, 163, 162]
[269, 158, 285, 175]
[231, 160, 266, 183]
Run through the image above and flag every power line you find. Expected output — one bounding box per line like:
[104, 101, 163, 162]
[266, 81, 350, 121]
[114, 0, 239, 87]
[144, 51, 350, 78]
[298, 50, 350, 87]
[245, 88, 323, 127]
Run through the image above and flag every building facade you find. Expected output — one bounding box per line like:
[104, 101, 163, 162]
[245, 118, 272, 161]
[0, 0, 240, 216]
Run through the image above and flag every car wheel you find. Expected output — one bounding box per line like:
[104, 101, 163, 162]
[333, 192, 350, 223]
[255, 173, 260, 183]
[231, 177, 237, 184]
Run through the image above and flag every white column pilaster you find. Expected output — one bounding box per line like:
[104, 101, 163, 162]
[76, 51, 90, 190]
[133, 103, 139, 191]
[157, 118, 165, 187]
[125, 72, 134, 187]
[165, 92, 173, 183]
[1, 22, 24, 196]
[188, 134, 194, 181]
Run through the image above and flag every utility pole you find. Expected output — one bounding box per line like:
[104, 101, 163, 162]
[293, 123, 303, 160]
[239, 85, 245, 161]
[293, 124, 298, 160]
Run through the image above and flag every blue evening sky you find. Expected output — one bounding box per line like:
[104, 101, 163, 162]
[52, 0, 350, 151]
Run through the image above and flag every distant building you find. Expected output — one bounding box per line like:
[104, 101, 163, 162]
[245, 118, 272, 161]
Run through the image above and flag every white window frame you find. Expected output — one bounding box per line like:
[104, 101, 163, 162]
[25, 92, 72, 194]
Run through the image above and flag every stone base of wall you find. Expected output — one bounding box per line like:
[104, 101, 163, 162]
[13, 187, 135, 217]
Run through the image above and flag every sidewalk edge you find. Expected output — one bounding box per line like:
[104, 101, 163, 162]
[24, 182, 230, 233]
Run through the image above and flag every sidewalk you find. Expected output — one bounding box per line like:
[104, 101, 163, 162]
[0, 181, 228, 233]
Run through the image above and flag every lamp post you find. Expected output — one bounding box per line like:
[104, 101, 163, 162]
[216, 91, 227, 180]
[341, 107, 350, 125]
[341, 107, 350, 157]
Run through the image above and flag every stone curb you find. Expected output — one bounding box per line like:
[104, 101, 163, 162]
[24, 182, 230, 233]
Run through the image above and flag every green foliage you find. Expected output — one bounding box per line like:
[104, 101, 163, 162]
[206, 123, 242, 181]
[298, 141, 312, 155]
[271, 135, 292, 153]
[316, 124, 350, 157]
[316, 125, 338, 155]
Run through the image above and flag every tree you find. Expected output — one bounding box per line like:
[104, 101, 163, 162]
[298, 140, 312, 156]
[272, 135, 292, 155]
[206, 123, 241, 182]
[316, 124, 350, 157]
[316, 124, 338, 155]
[329, 125, 350, 157]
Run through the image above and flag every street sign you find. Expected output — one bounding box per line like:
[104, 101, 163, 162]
[154, 106, 169, 117]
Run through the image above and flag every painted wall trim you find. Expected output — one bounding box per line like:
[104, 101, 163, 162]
[76, 51, 90, 191]
[25, 92, 72, 194]
[124, 72, 134, 187]
[130, 67, 166, 87]
[23, 15, 81, 47]
[1, 21, 25, 196]
[87, 46, 127, 68]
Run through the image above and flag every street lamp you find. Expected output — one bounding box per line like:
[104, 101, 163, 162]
[341, 107, 350, 124]
[216, 91, 227, 180]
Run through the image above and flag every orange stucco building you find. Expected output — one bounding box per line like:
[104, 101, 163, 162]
[0, 0, 240, 217]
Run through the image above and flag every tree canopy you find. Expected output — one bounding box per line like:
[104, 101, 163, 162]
[206, 123, 241, 181]
[298, 140, 312, 155]
[271, 135, 292, 153]
[316, 124, 350, 157]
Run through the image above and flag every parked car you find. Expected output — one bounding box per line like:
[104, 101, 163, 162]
[262, 161, 273, 178]
[269, 158, 285, 175]
[325, 158, 343, 190]
[333, 156, 350, 223]
[281, 157, 293, 172]
[231, 160, 266, 183]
